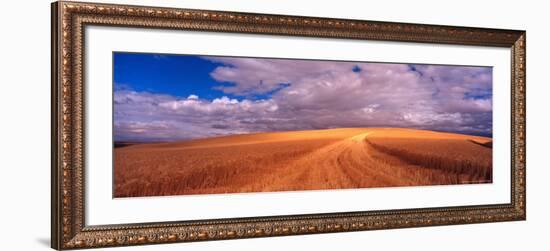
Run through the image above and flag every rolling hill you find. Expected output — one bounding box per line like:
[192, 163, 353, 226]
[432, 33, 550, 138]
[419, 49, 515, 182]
[114, 128, 492, 197]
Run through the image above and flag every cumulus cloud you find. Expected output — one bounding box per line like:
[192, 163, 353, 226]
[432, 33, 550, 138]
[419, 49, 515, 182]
[114, 90, 282, 141]
[114, 57, 492, 141]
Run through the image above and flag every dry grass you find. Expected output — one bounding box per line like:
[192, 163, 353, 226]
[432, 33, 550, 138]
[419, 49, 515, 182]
[114, 128, 492, 197]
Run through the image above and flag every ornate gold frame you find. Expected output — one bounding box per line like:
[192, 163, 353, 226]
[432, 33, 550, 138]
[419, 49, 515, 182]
[51, 1, 526, 249]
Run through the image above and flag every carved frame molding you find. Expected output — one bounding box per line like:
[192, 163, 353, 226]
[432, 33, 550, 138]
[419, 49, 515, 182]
[51, 1, 526, 249]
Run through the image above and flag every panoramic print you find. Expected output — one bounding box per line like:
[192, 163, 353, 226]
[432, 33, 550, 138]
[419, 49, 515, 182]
[113, 52, 493, 198]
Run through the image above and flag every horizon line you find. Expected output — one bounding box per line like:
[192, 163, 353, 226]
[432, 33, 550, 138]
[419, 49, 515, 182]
[114, 127, 493, 144]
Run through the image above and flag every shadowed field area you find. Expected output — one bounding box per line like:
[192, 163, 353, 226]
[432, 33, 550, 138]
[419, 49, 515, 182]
[114, 128, 492, 197]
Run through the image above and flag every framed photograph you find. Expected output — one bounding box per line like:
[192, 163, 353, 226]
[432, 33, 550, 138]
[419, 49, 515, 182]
[51, 1, 526, 249]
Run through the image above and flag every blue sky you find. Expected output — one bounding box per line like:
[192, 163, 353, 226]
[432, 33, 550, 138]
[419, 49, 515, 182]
[113, 52, 493, 142]
[115, 53, 264, 101]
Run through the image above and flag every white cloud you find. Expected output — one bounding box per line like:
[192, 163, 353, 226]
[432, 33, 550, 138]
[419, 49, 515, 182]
[115, 58, 492, 141]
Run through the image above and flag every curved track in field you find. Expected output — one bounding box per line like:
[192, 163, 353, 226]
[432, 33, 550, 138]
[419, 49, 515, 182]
[255, 131, 420, 191]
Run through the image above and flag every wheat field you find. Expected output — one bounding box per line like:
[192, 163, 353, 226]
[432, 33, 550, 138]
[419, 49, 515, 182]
[114, 128, 492, 197]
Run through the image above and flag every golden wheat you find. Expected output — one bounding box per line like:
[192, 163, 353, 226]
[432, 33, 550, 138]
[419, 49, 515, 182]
[114, 128, 492, 197]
